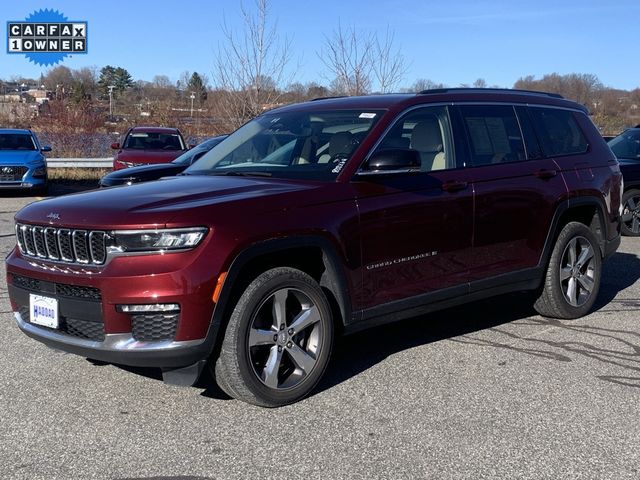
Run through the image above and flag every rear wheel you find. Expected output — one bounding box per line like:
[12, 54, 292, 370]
[213, 267, 334, 407]
[534, 222, 602, 319]
[621, 189, 640, 236]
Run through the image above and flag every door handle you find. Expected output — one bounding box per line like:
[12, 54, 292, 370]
[441, 180, 468, 193]
[535, 169, 557, 180]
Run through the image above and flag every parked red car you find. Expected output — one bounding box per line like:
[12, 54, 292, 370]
[111, 126, 188, 170]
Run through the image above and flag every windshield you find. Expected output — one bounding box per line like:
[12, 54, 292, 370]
[0, 133, 36, 151]
[124, 131, 185, 150]
[609, 129, 640, 160]
[173, 136, 228, 165]
[186, 109, 383, 179]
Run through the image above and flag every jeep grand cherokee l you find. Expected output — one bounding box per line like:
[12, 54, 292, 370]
[5, 89, 622, 407]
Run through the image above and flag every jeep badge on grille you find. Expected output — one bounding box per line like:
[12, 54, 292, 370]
[46, 212, 60, 220]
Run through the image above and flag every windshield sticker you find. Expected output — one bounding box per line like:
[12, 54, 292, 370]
[359, 113, 377, 119]
[332, 159, 347, 174]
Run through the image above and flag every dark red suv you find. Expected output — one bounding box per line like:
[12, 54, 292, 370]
[111, 126, 188, 170]
[5, 89, 622, 406]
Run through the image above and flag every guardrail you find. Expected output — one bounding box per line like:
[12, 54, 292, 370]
[48, 158, 112, 168]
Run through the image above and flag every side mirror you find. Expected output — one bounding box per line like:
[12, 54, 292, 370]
[362, 148, 421, 173]
[40, 145, 52, 152]
[110, 142, 120, 150]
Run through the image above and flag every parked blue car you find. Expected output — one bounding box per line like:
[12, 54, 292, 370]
[0, 129, 51, 194]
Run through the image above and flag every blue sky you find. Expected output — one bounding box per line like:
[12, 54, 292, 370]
[2, 0, 639, 90]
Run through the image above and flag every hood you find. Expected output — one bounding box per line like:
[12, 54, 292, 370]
[16, 175, 327, 229]
[0, 150, 44, 164]
[114, 149, 186, 165]
[100, 163, 185, 186]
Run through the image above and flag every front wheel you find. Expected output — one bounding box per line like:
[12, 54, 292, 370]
[213, 267, 334, 407]
[534, 222, 602, 319]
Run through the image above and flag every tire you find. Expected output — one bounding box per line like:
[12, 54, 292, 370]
[213, 267, 334, 407]
[621, 189, 640, 237]
[534, 222, 602, 319]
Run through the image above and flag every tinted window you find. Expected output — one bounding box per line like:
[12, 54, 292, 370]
[608, 129, 640, 160]
[459, 105, 526, 166]
[372, 106, 454, 172]
[514, 106, 544, 160]
[529, 107, 588, 156]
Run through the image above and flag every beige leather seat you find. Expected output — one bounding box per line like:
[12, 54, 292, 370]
[410, 118, 446, 171]
[318, 132, 354, 163]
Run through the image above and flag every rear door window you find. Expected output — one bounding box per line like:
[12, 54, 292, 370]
[457, 105, 526, 166]
[528, 107, 589, 156]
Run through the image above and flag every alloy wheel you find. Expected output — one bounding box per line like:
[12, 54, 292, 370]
[247, 288, 323, 390]
[559, 236, 596, 307]
[622, 194, 640, 234]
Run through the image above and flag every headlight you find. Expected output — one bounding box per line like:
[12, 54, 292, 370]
[108, 227, 208, 253]
[32, 166, 47, 177]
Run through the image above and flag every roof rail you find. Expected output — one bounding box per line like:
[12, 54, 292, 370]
[310, 96, 348, 101]
[417, 88, 564, 99]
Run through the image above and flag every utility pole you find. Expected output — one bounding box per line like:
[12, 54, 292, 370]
[108, 85, 116, 118]
[190, 92, 196, 118]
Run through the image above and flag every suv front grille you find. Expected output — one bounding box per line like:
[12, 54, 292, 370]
[0, 166, 27, 181]
[16, 223, 107, 265]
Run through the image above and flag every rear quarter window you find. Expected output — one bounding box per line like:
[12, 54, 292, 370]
[529, 107, 589, 156]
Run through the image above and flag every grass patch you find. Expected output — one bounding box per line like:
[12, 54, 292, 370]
[48, 167, 112, 181]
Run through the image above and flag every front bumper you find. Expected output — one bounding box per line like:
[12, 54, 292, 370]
[0, 163, 47, 189]
[5, 236, 225, 369]
[13, 310, 209, 368]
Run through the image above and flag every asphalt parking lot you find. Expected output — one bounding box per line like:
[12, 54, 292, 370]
[1, 185, 640, 479]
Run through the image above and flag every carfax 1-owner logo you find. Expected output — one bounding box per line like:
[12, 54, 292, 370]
[6, 9, 87, 66]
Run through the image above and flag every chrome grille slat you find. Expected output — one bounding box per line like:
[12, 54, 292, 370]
[89, 231, 107, 264]
[44, 227, 60, 260]
[72, 230, 90, 264]
[33, 227, 47, 258]
[15, 224, 26, 254]
[23, 225, 36, 255]
[58, 229, 73, 262]
[15, 223, 107, 266]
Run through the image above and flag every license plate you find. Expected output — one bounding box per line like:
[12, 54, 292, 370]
[29, 293, 59, 329]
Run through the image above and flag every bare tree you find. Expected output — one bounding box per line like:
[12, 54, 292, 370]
[319, 24, 407, 95]
[152, 75, 172, 89]
[473, 78, 488, 88]
[319, 23, 373, 96]
[372, 27, 408, 93]
[43, 66, 74, 91]
[402, 78, 445, 93]
[212, 0, 293, 129]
